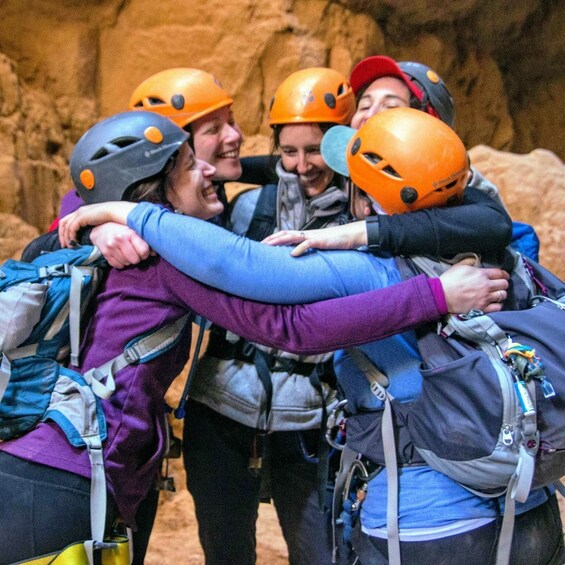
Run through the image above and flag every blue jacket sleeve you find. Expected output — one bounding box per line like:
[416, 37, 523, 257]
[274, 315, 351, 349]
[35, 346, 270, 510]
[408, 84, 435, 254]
[128, 202, 401, 304]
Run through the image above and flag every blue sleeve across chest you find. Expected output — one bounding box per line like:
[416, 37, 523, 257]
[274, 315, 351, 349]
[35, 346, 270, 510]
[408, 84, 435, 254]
[128, 202, 401, 304]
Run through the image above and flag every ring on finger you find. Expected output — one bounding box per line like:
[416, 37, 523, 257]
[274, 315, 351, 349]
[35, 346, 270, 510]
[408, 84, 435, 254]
[300, 231, 306, 241]
[497, 290, 504, 303]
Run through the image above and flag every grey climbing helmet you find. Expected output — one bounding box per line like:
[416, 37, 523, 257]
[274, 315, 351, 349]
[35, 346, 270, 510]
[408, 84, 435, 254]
[70, 110, 189, 204]
[398, 61, 455, 127]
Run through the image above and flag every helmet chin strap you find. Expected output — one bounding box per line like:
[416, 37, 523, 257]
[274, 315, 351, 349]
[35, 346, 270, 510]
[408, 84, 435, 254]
[419, 88, 431, 114]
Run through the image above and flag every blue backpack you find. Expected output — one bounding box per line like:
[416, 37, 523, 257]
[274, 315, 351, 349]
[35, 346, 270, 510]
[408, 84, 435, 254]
[334, 250, 565, 565]
[0, 244, 191, 557]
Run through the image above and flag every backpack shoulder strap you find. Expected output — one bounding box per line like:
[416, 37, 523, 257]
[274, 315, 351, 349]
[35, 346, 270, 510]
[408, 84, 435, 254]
[47, 313, 193, 549]
[69, 248, 107, 366]
[173, 315, 211, 419]
[245, 183, 278, 242]
[83, 313, 193, 399]
[347, 348, 401, 564]
[396, 253, 482, 281]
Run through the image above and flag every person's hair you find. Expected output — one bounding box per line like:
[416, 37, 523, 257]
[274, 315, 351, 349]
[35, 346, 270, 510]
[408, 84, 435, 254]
[270, 122, 335, 154]
[129, 122, 194, 204]
[182, 124, 196, 150]
[126, 154, 178, 205]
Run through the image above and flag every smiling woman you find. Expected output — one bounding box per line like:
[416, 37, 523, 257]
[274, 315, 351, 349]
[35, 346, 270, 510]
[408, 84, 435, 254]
[190, 105, 243, 181]
[180, 66, 359, 564]
[276, 122, 335, 197]
[165, 142, 222, 218]
[351, 75, 412, 128]
[128, 67, 243, 218]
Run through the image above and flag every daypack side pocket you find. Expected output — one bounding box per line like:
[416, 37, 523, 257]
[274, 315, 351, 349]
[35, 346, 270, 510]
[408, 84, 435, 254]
[409, 350, 504, 461]
[0, 356, 60, 439]
[0, 282, 47, 352]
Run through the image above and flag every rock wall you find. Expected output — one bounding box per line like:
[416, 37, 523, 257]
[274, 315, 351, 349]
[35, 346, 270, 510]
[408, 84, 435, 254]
[0, 0, 563, 275]
[469, 146, 564, 276]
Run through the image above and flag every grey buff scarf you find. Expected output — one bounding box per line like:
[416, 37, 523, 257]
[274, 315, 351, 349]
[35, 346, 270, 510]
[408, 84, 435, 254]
[275, 160, 349, 231]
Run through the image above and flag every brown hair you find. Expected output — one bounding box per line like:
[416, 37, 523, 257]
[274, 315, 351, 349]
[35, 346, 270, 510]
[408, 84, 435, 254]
[125, 155, 177, 205]
[270, 122, 336, 155]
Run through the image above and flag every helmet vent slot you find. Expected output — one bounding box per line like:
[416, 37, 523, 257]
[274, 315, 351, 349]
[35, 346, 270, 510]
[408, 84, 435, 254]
[363, 152, 401, 178]
[92, 137, 138, 160]
[148, 97, 166, 106]
[363, 152, 382, 165]
[382, 165, 400, 178]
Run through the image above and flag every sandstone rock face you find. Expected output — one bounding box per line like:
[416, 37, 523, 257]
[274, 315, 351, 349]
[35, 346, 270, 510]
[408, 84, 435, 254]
[0, 51, 96, 234]
[469, 146, 565, 278]
[0, 212, 39, 260]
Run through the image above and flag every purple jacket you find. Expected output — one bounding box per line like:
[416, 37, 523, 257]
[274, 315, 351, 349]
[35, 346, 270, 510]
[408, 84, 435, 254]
[59, 189, 82, 218]
[0, 256, 444, 526]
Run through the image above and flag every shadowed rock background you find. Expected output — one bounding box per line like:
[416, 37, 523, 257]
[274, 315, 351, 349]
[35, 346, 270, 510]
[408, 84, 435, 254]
[0, 1, 563, 561]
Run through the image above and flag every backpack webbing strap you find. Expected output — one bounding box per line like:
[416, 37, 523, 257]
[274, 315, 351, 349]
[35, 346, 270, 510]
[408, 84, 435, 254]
[308, 366, 331, 510]
[348, 348, 401, 565]
[380, 386, 401, 565]
[495, 441, 539, 565]
[0, 354, 10, 402]
[69, 264, 99, 367]
[443, 313, 506, 346]
[83, 434, 106, 554]
[83, 314, 192, 399]
[495, 473, 518, 565]
[553, 480, 565, 497]
[252, 347, 275, 429]
[174, 315, 211, 419]
[332, 445, 360, 563]
[494, 439, 540, 565]
[245, 183, 278, 242]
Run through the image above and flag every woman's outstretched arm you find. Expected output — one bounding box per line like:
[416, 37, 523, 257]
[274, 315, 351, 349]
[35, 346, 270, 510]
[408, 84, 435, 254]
[59, 201, 508, 309]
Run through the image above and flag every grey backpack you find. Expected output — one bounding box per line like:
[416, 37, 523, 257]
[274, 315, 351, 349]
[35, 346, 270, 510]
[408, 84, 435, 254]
[340, 250, 565, 565]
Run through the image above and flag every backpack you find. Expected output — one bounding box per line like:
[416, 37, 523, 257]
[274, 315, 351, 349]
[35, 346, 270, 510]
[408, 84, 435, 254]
[336, 249, 565, 565]
[0, 244, 191, 561]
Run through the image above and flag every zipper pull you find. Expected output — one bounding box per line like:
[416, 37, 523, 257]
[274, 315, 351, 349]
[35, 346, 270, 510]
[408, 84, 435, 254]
[502, 425, 514, 446]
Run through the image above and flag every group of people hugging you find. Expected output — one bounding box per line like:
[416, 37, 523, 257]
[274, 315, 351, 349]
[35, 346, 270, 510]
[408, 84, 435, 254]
[0, 54, 562, 565]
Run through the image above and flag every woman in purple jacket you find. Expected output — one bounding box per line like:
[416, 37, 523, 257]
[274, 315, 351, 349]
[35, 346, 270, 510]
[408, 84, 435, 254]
[0, 110, 508, 563]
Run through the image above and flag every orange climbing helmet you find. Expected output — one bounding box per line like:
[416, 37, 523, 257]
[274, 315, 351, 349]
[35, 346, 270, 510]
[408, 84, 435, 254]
[268, 67, 355, 126]
[129, 68, 233, 129]
[321, 107, 468, 215]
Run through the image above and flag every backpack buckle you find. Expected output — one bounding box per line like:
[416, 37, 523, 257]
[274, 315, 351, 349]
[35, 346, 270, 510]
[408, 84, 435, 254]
[123, 347, 141, 364]
[38, 264, 71, 278]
